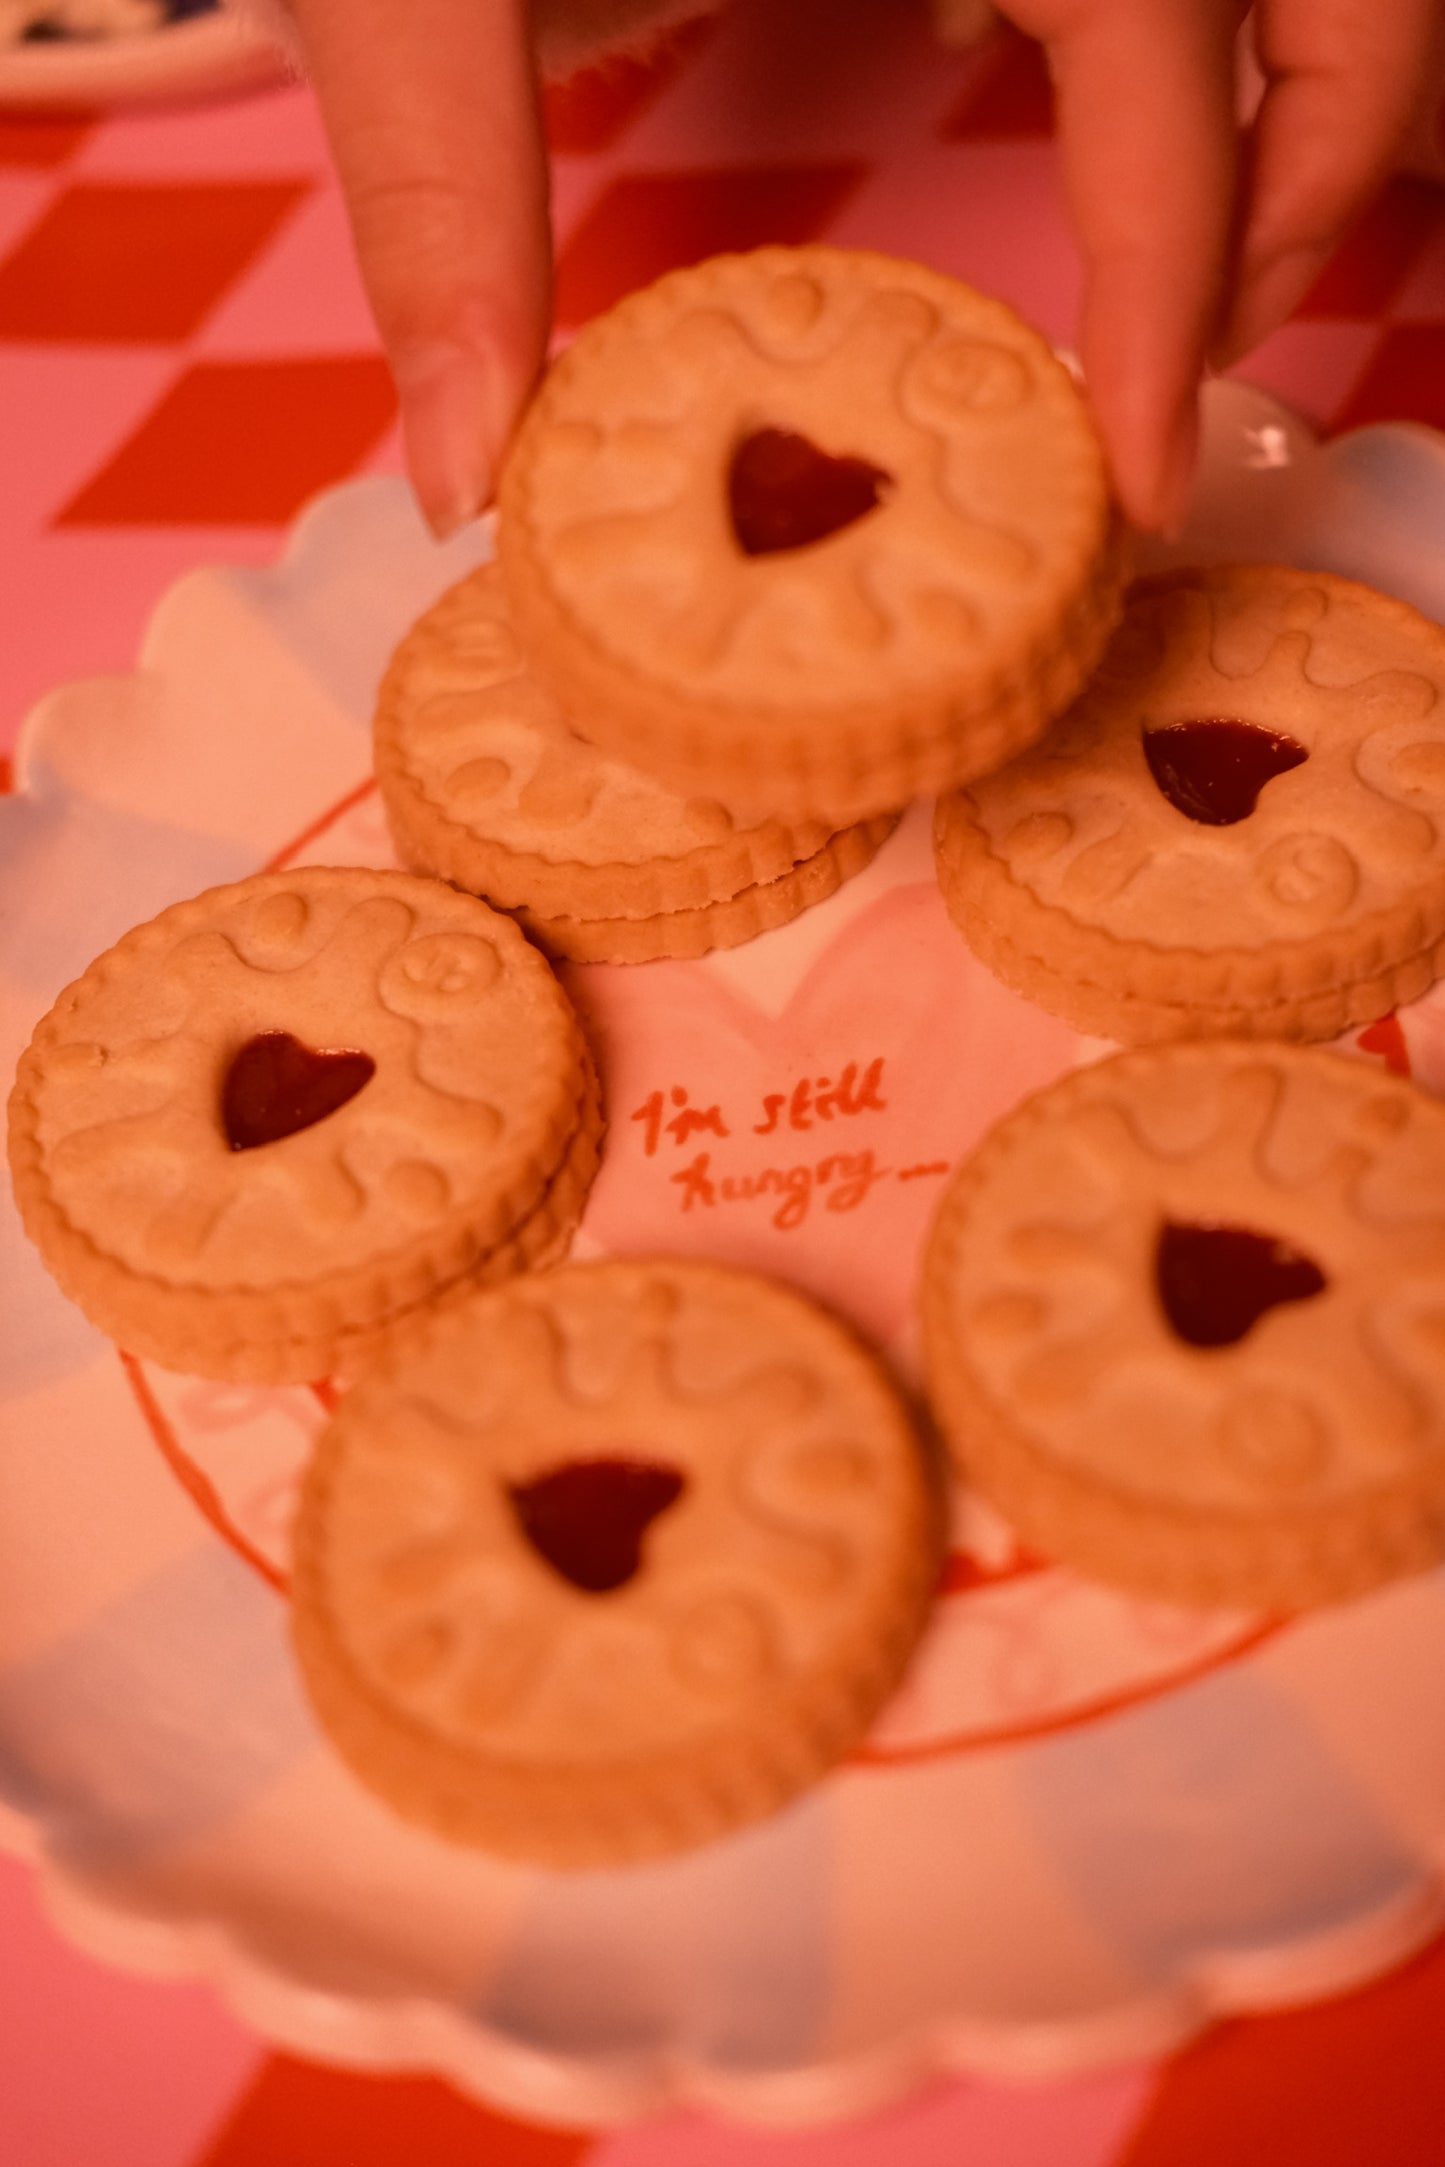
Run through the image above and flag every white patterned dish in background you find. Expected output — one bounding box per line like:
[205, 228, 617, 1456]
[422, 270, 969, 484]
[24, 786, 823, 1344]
[0, 2, 287, 107]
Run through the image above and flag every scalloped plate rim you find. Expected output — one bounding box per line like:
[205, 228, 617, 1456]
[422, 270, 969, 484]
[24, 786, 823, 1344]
[7, 1792, 1445, 2128]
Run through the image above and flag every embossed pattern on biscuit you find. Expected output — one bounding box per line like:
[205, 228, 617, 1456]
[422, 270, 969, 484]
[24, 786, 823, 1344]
[26, 870, 581, 1288]
[968, 567, 1445, 948]
[505, 250, 1106, 707]
[936, 1045, 1445, 1517]
[308, 1267, 934, 1768]
[382, 565, 760, 870]
[375, 562, 844, 920]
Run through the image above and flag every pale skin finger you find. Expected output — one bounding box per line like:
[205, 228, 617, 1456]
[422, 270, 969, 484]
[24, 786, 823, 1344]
[289, 0, 552, 538]
[1218, 0, 1444, 365]
[1002, 0, 1244, 532]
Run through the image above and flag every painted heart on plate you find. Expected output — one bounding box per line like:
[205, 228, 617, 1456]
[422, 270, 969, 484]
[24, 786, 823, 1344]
[569, 878, 1080, 1350]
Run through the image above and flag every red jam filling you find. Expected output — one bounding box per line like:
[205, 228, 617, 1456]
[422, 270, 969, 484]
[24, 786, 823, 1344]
[222, 1031, 375, 1151]
[508, 1457, 686, 1593]
[1142, 718, 1308, 826]
[1155, 1220, 1327, 1348]
[728, 427, 890, 555]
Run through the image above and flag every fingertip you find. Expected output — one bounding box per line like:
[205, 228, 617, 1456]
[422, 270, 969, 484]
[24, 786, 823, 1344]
[289, 0, 550, 539]
[1152, 394, 1200, 539]
[1080, 283, 1202, 536]
[394, 340, 524, 540]
[1105, 391, 1199, 538]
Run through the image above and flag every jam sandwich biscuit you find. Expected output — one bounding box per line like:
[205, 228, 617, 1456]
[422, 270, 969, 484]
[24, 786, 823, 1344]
[936, 563, 1445, 1041]
[497, 245, 1126, 828]
[291, 1258, 947, 1866]
[921, 1039, 1445, 1611]
[375, 560, 896, 963]
[8, 867, 599, 1383]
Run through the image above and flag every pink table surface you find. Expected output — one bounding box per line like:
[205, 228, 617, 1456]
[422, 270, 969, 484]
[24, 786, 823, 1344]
[7, 4, 1445, 2160]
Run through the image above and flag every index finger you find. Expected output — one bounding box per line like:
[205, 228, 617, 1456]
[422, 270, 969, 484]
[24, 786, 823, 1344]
[290, 0, 552, 536]
[1006, 0, 1244, 530]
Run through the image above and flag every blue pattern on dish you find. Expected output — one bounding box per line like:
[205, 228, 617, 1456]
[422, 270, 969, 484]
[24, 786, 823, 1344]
[1017, 1662, 1422, 1974]
[1289, 427, 1445, 625]
[0, 1180, 111, 1401]
[476, 1793, 832, 2067]
[0, 773, 254, 1016]
[0, 1543, 313, 1869]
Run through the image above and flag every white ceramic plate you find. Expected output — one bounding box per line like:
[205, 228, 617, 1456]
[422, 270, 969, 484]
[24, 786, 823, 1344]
[6, 381, 1445, 2129]
[0, 6, 287, 108]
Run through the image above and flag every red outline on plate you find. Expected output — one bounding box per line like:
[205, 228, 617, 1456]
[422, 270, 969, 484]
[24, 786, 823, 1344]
[852, 1614, 1286, 1765]
[262, 775, 378, 873]
[119, 1348, 289, 1595]
[123, 1323, 1286, 1761]
[124, 773, 1290, 1757]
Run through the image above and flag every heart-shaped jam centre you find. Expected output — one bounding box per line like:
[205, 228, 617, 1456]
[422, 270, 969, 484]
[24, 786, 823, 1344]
[508, 1457, 686, 1593]
[222, 1031, 375, 1151]
[1156, 1220, 1327, 1348]
[728, 427, 890, 555]
[1143, 718, 1308, 825]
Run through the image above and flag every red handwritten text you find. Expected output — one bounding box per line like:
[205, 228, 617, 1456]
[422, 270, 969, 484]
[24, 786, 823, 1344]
[753, 1058, 887, 1136]
[670, 1146, 893, 1231]
[631, 1085, 731, 1157]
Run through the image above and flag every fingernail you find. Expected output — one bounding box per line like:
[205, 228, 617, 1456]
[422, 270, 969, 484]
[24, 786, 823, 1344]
[1123, 393, 1198, 540]
[394, 343, 500, 541]
[1153, 399, 1199, 540]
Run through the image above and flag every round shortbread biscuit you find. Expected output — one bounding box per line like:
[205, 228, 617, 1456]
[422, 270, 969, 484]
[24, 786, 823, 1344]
[921, 1041, 1445, 1611]
[497, 246, 1126, 826]
[374, 560, 897, 961]
[7, 867, 595, 1381]
[137, 1054, 607, 1386]
[290, 1258, 947, 1866]
[936, 564, 1445, 1041]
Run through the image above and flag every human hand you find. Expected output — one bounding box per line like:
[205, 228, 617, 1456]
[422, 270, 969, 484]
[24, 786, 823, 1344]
[286, 0, 552, 540]
[285, 0, 1444, 539]
[281, 0, 714, 538]
[1004, 0, 1445, 529]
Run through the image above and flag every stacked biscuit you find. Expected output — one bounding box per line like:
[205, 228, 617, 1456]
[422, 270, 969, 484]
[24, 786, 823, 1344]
[933, 563, 1445, 1044]
[290, 1256, 948, 1867]
[920, 567, 1445, 1613]
[7, 866, 603, 1386]
[376, 243, 1128, 953]
[374, 559, 897, 965]
[920, 1039, 1445, 1613]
